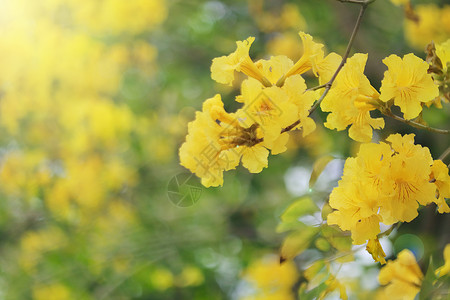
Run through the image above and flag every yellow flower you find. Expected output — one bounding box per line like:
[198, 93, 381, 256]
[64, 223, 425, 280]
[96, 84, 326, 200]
[379, 53, 439, 120]
[390, 0, 409, 6]
[430, 160, 450, 213]
[435, 244, 450, 277]
[316, 52, 342, 85]
[321, 53, 384, 142]
[379, 134, 435, 224]
[405, 4, 450, 50]
[211, 37, 271, 87]
[281, 31, 324, 81]
[435, 39, 450, 78]
[237, 80, 298, 147]
[33, 283, 72, 300]
[180, 94, 277, 186]
[179, 95, 241, 187]
[240, 255, 298, 300]
[378, 249, 423, 300]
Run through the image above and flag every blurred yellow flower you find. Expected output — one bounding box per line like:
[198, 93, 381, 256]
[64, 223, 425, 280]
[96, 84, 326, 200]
[240, 255, 298, 300]
[435, 244, 450, 277]
[405, 4, 450, 50]
[378, 249, 423, 300]
[390, 0, 409, 6]
[33, 283, 72, 300]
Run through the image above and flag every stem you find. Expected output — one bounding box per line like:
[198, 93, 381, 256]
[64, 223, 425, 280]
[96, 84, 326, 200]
[382, 109, 450, 134]
[377, 222, 401, 239]
[306, 83, 328, 91]
[337, 0, 376, 4]
[438, 146, 450, 162]
[292, 2, 369, 124]
[253, 0, 372, 144]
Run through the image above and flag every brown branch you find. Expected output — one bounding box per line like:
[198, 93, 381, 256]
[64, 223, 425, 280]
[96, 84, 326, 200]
[281, 1, 369, 133]
[252, 0, 373, 144]
[438, 146, 450, 162]
[382, 109, 450, 134]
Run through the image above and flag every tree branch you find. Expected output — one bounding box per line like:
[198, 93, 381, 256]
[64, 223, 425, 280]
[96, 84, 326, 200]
[382, 109, 450, 134]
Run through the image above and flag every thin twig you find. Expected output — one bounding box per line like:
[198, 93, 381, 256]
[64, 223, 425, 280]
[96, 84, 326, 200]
[307, 2, 368, 116]
[377, 222, 401, 239]
[306, 83, 327, 91]
[382, 109, 450, 134]
[255, 0, 372, 142]
[438, 146, 450, 162]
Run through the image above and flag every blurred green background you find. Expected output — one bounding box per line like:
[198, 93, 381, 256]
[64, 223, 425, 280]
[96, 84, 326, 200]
[0, 0, 448, 299]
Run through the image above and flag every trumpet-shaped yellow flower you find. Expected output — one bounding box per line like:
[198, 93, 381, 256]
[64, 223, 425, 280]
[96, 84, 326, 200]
[321, 53, 384, 142]
[378, 249, 423, 300]
[379, 53, 439, 120]
[435, 244, 450, 277]
[211, 37, 271, 87]
[283, 32, 324, 79]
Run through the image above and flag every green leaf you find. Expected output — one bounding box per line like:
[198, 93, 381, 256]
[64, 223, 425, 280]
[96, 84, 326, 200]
[277, 196, 319, 233]
[321, 202, 333, 221]
[321, 225, 352, 252]
[315, 237, 331, 252]
[280, 227, 320, 262]
[309, 155, 335, 188]
[304, 260, 326, 281]
[298, 278, 331, 300]
[419, 257, 437, 300]
[276, 219, 308, 233]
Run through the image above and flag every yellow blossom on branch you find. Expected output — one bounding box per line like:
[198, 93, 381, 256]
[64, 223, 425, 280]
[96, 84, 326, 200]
[211, 37, 271, 87]
[320, 53, 384, 142]
[379, 53, 439, 120]
[429, 160, 450, 213]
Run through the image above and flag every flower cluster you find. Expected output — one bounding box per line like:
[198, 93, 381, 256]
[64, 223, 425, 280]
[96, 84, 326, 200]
[327, 134, 450, 262]
[322, 52, 439, 142]
[180, 32, 340, 186]
[180, 30, 448, 185]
